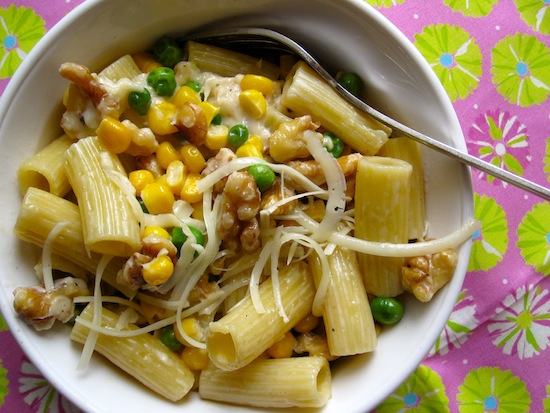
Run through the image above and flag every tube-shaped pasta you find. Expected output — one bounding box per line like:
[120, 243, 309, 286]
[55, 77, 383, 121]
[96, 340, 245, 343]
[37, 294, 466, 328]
[199, 356, 331, 408]
[71, 304, 194, 402]
[99, 54, 141, 81]
[206, 261, 315, 371]
[64, 136, 140, 257]
[17, 134, 73, 197]
[281, 61, 391, 155]
[186, 41, 280, 79]
[379, 137, 426, 241]
[14, 187, 134, 297]
[355, 156, 412, 297]
[309, 247, 377, 356]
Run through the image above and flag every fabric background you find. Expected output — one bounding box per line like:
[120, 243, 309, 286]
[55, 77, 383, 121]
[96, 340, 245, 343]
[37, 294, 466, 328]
[0, 0, 548, 412]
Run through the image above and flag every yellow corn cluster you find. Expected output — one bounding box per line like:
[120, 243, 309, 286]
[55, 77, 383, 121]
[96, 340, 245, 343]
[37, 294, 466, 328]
[239, 74, 274, 119]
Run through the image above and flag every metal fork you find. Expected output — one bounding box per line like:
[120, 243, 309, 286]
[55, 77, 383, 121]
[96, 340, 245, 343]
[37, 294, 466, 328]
[182, 27, 550, 201]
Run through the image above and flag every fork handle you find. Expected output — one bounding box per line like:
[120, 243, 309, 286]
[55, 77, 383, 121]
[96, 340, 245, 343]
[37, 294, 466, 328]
[366, 103, 550, 201]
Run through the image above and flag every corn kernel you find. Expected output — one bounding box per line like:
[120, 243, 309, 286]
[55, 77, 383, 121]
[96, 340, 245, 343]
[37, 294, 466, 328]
[205, 125, 229, 151]
[147, 101, 178, 135]
[128, 169, 155, 196]
[180, 173, 202, 204]
[172, 85, 201, 108]
[235, 143, 263, 158]
[180, 144, 206, 173]
[96, 117, 133, 154]
[141, 181, 175, 214]
[240, 74, 275, 96]
[156, 141, 180, 169]
[142, 225, 171, 240]
[165, 160, 187, 194]
[247, 134, 264, 153]
[239, 89, 267, 119]
[181, 347, 209, 370]
[198, 101, 220, 124]
[175, 317, 202, 345]
[132, 52, 162, 73]
[142, 255, 174, 285]
[267, 331, 296, 358]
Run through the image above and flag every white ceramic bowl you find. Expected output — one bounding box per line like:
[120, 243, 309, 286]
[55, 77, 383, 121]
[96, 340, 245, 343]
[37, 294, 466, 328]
[0, 1, 473, 412]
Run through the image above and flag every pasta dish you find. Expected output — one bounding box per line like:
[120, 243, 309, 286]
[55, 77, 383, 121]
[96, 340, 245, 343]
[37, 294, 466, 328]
[11, 37, 478, 408]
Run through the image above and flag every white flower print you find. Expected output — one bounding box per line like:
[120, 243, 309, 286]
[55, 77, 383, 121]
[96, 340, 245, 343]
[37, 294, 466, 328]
[429, 289, 480, 356]
[19, 361, 82, 413]
[488, 284, 550, 359]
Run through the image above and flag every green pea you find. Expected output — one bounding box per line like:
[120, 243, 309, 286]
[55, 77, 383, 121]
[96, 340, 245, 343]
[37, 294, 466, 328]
[211, 113, 222, 125]
[127, 88, 151, 116]
[147, 67, 177, 97]
[228, 124, 249, 147]
[159, 325, 183, 351]
[370, 297, 404, 325]
[337, 72, 364, 98]
[153, 36, 183, 68]
[247, 164, 276, 192]
[171, 226, 204, 256]
[185, 81, 202, 93]
[322, 132, 344, 158]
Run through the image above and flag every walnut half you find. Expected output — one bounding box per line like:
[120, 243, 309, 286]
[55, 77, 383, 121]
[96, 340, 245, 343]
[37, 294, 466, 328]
[401, 248, 458, 302]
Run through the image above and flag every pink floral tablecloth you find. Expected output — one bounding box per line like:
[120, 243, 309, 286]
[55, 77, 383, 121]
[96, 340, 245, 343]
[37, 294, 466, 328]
[0, 0, 549, 412]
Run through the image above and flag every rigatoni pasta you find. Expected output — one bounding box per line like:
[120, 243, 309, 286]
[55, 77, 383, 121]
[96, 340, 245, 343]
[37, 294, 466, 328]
[199, 356, 331, 408]
[71, 303, 195, 401]
[207, 261, 315, 371]
[17, 134, 73, 197]
[309, 246, 377, 356]
[281, 61, 391, 155]
[355, 156, 412, 297]
[64, 136, 141, 257]
[10, 35, 476, 409]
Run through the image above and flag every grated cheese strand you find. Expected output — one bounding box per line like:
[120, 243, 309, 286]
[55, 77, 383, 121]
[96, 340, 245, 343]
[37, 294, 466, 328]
[77, 254, 112, 370]
[302, 130, 346, 243]
[295, 210, 480, 257]
[42, 221, 69, 291]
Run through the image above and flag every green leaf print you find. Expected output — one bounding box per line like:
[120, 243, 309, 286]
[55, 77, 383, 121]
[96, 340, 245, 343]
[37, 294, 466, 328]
[457, 367, 531, 413]
[544, 383, 550, 413]
[514, 0, 550, 35]
[414, 24, 482, 102]
[0, 359, 7, 406]
[376, 365, 450, 412]
[364, 0, 406, 7]
[443, 0, 498, 17]
[517, 202, 550, 276]
[491, 33, 550, 107]
[0, 5, 46, 78]
[468, 194, 508, 272]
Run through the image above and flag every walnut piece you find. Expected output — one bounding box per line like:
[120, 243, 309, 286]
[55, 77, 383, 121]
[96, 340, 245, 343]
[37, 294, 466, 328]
[268, 115, 318, 162]
[13, 277, 90, 331]
[217, 171, 261, 253]
[174, 102, 208, 147]
[401, 248, 458, 302]
[287, 153, 363, 186]
[59, 62, 120, 139]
